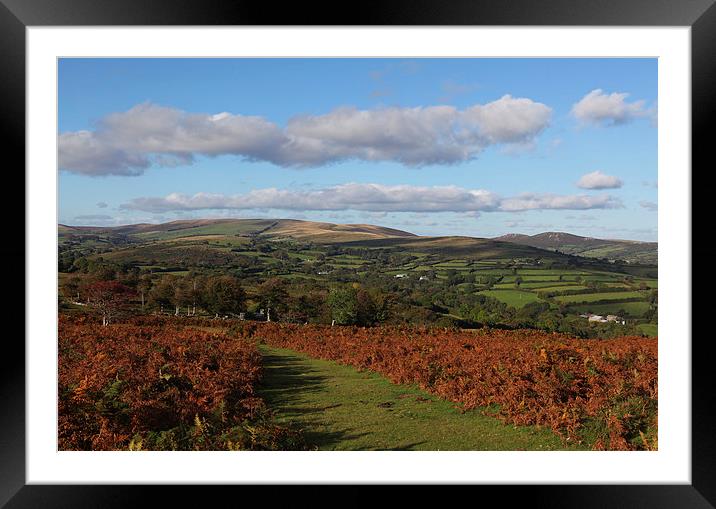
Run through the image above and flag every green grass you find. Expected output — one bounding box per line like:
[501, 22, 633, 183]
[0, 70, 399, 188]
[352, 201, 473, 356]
[639, 279, 658, 289]
[493, 282, 579, 290]
[554, 291, 645, 304]
[479, 289, 542, 308]
[257, 345, 576, 451]
[637, 323, 658, 337]
[135, 220, 272, 240]
[568, 301, 652, 318]
[533, 285, 589, 293]
[514, 270, 590, 276]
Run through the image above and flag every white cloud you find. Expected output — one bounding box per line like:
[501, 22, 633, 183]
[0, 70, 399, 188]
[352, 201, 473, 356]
[571, 89, 648, 126]
[499, 192, 622, 211]
[576, 170, 624, 190]
[96, 201, 108, 208]
[74, 214, 113, 221]
[59, 130, 151, 176]
[120, 183, 622, 214]
[59, 97, 552, 176]
[71, 214, 117, 226]
[122, 184, 501, 214]
[640, 201, 658, 211]
[565, 214, 596, 221]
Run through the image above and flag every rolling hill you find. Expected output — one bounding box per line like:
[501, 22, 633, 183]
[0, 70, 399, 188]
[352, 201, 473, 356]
[59, 218, 416, 244]
[493, 232, 657, 264]
[59, 218, 657, 268]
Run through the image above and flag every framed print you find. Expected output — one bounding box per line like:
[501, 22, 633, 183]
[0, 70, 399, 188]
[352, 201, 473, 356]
[3, 0, 712, 505]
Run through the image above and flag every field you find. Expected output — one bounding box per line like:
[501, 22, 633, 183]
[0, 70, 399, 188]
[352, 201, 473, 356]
[493, 232, 657, 264]
[480, 289, 542, 308]
[637, 323, 658, 337]
[247, 321, 657, 450]
[58, 315, 657, 451]
[58, 316, 302, 451]
[568, 301, 653, 318]
[259, 345, 573, 450]
[59, 219, 657, 333]
[553, 291, 646, 304]
[57, 218, 658, 451]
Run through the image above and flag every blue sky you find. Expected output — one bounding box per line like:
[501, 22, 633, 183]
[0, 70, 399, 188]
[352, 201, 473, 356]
[58, 58, 657, 241]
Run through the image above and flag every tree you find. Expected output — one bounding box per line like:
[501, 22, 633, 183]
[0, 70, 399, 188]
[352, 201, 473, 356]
[356, 288, 392, 326]
[355, 288, 377, 326]
[89, 263, 116, 281]
[148, 275, 175, 313]
[71, 257, 89, 273]
[202, 275, 246, 316]
[327, 287, 358, 325]
[446, 269, 463, 286]
[284, 291, 326, 323]
[85, 281, 133, 326]
[60, 275, 82, 303]
[137, 274, 153, 312]
[255, 278, 289, 322]
[172, 277, 192, 316]
[186, 274, 204, 315]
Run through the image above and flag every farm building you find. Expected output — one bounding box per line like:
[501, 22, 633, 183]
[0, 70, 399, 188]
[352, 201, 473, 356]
[585, 314, 625, 324]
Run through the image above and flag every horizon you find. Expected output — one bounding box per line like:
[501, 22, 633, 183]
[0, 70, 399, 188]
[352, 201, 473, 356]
[57, 216, 657, 244]
[59, 58, 658, 241]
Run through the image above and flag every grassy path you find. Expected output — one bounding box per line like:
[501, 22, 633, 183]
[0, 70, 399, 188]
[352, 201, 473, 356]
[257, 345, 581, 451]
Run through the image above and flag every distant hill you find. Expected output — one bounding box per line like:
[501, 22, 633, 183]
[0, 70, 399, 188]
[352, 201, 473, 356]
[59, 218, 579, 264]
[493, 232, 657, 264]
[59, 219, 657, 266]
[59, 218, 417, 244]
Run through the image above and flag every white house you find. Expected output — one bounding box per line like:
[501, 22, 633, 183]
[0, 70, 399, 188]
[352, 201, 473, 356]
[586, 314, 625, 324]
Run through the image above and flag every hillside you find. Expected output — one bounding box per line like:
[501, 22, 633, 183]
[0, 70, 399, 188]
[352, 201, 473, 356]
[60, 218, 416, 244]
[493, 232, 657, 264]
[58, 217, 658, 338]
[59, 218, 658, 267]
[336, 235, 574, 262]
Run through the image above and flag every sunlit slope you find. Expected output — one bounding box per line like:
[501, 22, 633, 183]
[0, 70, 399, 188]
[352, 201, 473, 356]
[494, 232, 657, 264]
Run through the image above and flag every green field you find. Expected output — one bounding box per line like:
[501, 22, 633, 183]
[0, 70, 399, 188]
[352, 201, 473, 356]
[568, 301, 652, 318]
[480, 289, 542, 308]
[258, 345, 577, 450]
[135, 220, 273, 241]
[533, 285, 589, 293]
[58, 218, 657, 334]
[637, 323, 658, 337]
[554, 291, 645, 304]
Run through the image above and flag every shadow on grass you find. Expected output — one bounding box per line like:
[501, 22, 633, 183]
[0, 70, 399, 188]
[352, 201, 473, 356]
[258, 350, 371, 449]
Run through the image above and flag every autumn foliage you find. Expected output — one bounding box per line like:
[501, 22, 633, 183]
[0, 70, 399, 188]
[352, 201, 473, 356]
[58, 316, 303, 450]
[59, 313, 657, 451]
[232, 322, 657, 450]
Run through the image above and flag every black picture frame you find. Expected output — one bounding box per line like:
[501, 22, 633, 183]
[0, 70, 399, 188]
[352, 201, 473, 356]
[3, 0, 711, 505]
